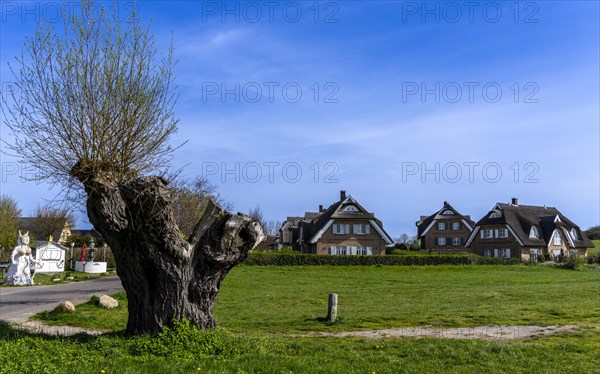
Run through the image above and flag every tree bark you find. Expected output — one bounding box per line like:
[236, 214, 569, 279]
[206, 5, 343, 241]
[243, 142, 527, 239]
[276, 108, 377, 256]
[76, 171, 264, 335]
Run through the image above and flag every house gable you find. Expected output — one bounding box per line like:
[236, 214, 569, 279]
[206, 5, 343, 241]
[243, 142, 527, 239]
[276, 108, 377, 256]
[469, 199, 594, 255]
[283, 191, 392, 255]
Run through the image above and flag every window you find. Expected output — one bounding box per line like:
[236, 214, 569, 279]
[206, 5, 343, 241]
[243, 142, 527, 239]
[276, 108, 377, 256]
[442, 210, 453, 215]
[570, 228, 578, 240]
[497, 229, 508, 238]
[452, 222, 460, 230]
[333, 224, 350, 234]
[499, 248, 511, 258]
[353, 224, 371, 235]
[569, 249, 578, 258]
[331, 246, 371, 256]
[553, 231, 562, 245]
[330, 246, 347, 255]
[452, 237, 461, 246]
[438, 222, 446, 230]
[490, 212, 500, 218]
[342, 205, 359, 212]
[530, 248, 540, 262]
[481, 229, 493, 239]
[356, 246, 372, 255]
[529, 226, 539, 238]
[437, 237, 446, 245]
[484, 249, 493, 257]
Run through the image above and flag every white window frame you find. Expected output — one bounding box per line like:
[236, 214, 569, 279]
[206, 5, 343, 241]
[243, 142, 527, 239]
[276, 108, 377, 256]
[438, 222, 446, 230]
[553, 231, 562, 245]
[529, 226, 539, 238]
[442, 210, 453, 215]
[490, 212, 500, 218]
[482, 229, 493, 239]
[530, 248, 539, 262]
[333, 224, 350, 235]
[437, 237, 446, 246]
[570, 228, 578, 240]
[483, 249, 493, 257]
[355, 246, 373, 256]
[452, 237, 461, 246]
[452, 222, 460, 230]
[353, 224, 370, 235]
[569, 249, 578, 258]
[342, 205, 359, 212]
[499, 248, 511, 258]
[330, 246, 348, 255]
[497, 229, 508, 238]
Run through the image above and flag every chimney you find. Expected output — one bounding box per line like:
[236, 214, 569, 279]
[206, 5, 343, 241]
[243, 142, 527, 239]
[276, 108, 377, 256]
[443, 201, 449, 207]
[511, 197, 518, 206]
[319, 205, 324, 212]
[340, 190, 346, 200]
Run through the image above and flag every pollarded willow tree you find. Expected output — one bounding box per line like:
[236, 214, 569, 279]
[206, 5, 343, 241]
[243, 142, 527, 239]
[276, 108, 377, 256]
[2, 1, 264, 335]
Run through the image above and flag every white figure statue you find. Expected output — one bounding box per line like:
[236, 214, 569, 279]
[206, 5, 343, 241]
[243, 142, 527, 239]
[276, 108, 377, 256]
[4, 231, 40, 285]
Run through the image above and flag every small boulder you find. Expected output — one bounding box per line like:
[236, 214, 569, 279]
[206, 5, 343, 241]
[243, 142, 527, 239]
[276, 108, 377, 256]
[98, 294, 119, 310]
[55, 301, 75, 313]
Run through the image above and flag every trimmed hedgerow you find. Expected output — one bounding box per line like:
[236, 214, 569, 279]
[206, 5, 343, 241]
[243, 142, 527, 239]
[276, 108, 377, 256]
[243, 253, 521, 266]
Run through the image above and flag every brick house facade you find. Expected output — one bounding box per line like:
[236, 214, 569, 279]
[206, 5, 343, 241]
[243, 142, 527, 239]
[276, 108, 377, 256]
[466, 198, 593, 260]
[416, 202, 475, 252]
[277, 191, 393, 255]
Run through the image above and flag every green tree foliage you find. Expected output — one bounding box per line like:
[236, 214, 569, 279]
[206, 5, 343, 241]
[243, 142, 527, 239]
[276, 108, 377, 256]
[0, 196, 21, 261]
[584, 225, 600, 240]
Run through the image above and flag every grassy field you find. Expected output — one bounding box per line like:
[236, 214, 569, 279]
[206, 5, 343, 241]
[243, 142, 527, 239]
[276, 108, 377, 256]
[215, 265, 600, 333]
[5, 264, 600, 373]
[1, 322, 599, 373]
[33, 265, 600, 333]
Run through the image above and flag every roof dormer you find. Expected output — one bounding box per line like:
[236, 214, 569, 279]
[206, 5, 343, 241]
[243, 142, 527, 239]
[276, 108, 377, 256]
[342, 204, 359, 212]
[529, 226, 539, 238]
[570, 228, 578, 240]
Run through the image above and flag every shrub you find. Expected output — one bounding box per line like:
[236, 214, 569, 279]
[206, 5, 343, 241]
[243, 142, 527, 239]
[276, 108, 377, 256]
[586, 253, 599, 264]
[89, 294, 100, 306]
[128, 320, 263, 359]
[243, 253, 521, 266]
[556, 256, 585, 270]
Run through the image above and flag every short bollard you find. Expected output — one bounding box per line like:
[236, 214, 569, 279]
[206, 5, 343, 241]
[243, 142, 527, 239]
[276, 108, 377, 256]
[327, 293, 338, 322]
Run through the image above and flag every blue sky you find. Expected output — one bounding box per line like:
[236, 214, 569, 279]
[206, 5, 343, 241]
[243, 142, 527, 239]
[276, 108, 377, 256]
[1, 1, 599, 238]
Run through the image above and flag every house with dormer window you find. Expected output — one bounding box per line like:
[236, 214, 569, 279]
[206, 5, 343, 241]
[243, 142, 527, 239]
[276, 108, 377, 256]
[415, 202, 475, 252]
[465, 198, 593, 260]
[277, 191, 394, 255]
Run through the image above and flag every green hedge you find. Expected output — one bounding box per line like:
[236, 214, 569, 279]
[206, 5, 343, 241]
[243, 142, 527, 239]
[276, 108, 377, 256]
[243, 253, 522, 266]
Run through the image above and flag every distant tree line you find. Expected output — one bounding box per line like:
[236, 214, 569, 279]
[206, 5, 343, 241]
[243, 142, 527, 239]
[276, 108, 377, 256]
[0, 196, 76, 261]
[584, 226, 600, 241]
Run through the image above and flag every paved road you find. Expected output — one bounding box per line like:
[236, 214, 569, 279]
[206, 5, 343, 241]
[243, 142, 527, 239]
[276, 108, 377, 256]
[0, 276, 124, 323]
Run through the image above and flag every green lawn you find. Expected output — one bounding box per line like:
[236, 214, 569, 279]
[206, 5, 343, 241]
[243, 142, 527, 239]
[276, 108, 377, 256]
[215, 265, 600, 334]
[0, 269, 117, 286]
[34, 292, 128, 331]
[34, 265, 600, 333]
[1, 321, 599, 373]
[10, 264, 600, 373]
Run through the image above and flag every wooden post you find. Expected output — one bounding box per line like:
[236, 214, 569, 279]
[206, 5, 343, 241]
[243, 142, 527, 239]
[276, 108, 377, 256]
[327, 293, 338, 322]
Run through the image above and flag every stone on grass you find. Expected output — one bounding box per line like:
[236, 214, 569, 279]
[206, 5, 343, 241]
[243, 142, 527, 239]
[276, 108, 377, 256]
[55, 301, 75, 313]
[98, 294, 119, 310]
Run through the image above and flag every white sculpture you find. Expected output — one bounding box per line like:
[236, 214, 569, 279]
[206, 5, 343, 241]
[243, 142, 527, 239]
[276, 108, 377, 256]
[3, 231, 40, 285]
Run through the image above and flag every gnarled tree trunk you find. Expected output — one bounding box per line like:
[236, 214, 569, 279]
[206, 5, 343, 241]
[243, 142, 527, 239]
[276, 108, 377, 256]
[77, 171, 264, 335]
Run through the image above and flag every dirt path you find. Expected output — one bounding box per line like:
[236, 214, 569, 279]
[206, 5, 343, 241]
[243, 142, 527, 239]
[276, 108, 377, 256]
[15, 321, 106, 336]
[12, 321, 584, 340]
[298, 324, 581, 341]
